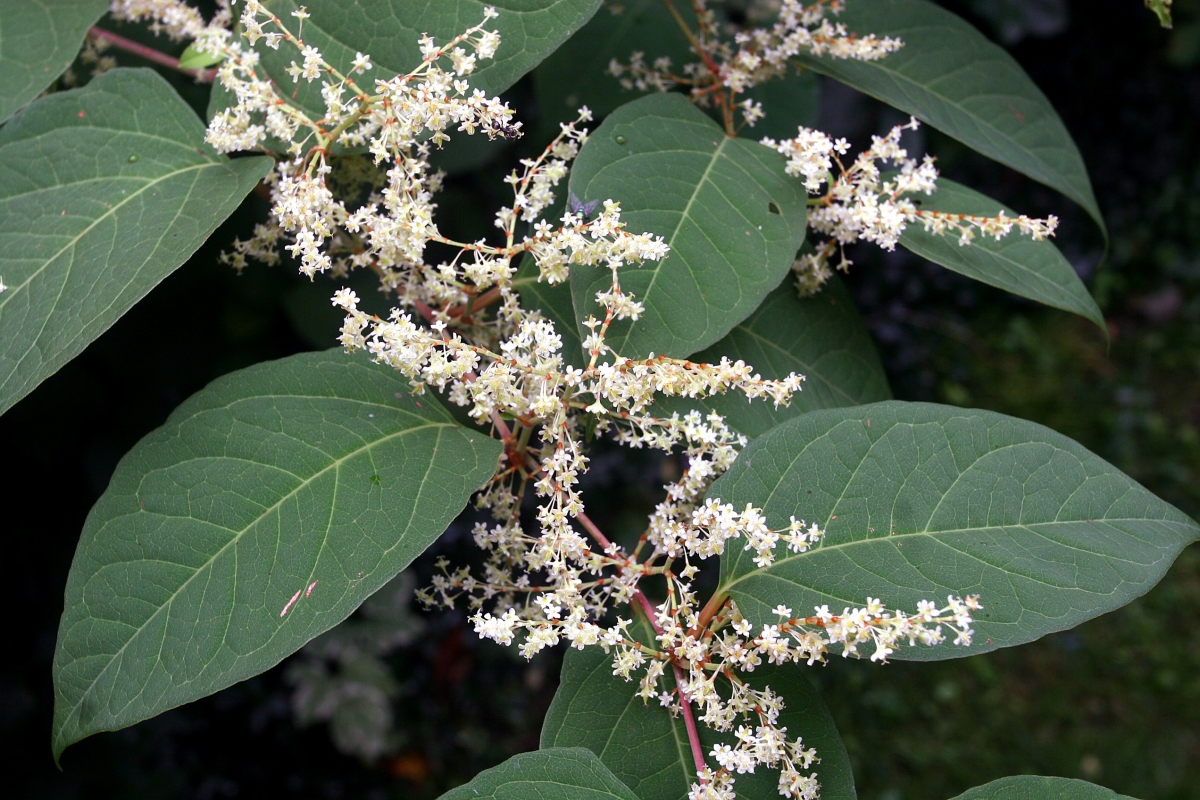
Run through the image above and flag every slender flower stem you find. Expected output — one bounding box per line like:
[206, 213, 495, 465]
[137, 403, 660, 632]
[673, 664, 710, 782]
[694, 590, 728, 635]
[577, 511, 613, 551]
[579, 512, 668, 639]
[88, 27, 215, 81]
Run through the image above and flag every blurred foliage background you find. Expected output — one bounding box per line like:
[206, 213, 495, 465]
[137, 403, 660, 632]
[2, 0, 1198, 798]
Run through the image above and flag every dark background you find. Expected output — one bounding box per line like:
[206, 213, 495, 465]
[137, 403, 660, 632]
[3, 0, 1199, 797]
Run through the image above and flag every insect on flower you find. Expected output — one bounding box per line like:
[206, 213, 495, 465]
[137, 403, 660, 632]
[567, 192, 601, 222]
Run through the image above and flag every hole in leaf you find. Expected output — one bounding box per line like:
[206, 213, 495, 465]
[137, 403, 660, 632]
[768, 202, 782, 215]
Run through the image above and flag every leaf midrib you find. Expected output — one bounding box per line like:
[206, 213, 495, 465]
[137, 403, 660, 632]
[0, 161, 218, 312]
[717, 516, 1193, 597]
[61, 418, 453, 736]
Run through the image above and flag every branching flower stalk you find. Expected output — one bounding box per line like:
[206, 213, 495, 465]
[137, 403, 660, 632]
[116, 2, 1027, 797]
[606, 0, 1060, 300]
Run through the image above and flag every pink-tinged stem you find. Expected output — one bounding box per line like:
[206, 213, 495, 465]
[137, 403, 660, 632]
[580, 509, 704, 778]
[578, 512, 667, 639]
[577, 511, 613, 551]
[89, 27, 215, 81]
[634, 589, 664, 636]
[673, 664, 709, 782]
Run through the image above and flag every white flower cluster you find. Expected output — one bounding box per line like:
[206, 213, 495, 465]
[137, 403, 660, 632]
[608, 0, 901, 131]
[722, 0, 902, 93]
[109, 0, 227, 41]
[121, 4, 989, 798]
[764, 118, 1058, 296]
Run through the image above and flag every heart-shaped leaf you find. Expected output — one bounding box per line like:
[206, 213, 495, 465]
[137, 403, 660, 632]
[438, 748, 639, 800]
[949, 776, 1135, 800]
[794, 0, 1104, 237]
[0, 0, 108, 123]
[0, 68, 272, 416]
[655, 276, 891, 439]
[709, 402, 1199, 658]
[569, 93, 808, 360]
[542, 617, 856, 800]
[900, 178, 1103, 329]
[53, 350, 501, 758]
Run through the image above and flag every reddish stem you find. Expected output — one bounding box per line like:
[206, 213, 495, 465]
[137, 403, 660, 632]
[580, 506, 706, 781]
[673, 664, 709, 781]
[634, 590, 664, 636]
[693, 590, 728, 636]
[577, 511, 614, 551]
[88, 27, 215, 81]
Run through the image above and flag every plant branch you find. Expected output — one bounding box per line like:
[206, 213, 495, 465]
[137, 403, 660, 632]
[577, 511, 614, 551]
[88, 27, 215, 81]
[673, 664, 709, 782]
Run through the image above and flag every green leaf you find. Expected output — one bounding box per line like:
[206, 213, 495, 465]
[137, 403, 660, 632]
[949, 775, 1136, 800]
[655, 276, 891, 439]
[0, 68, 271, 417]
[542, 618, 856, 800]
[709, 401, 1200, 659]
[534, 0, 695, 123]
[178, 43, 223, 70]
[899, 178, 1104, 329]
[793, 0, 1105, 238]
[52, 350, 502, 759]
[1145, 0, 1174, 29]
[208, 0, 602, 140]
[568, 93, 808, 360]
[438, 748, 639, 800]
[0, 0, 108, 123]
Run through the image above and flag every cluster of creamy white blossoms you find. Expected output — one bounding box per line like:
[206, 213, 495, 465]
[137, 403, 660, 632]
[605, 0, 1059, 301]
[119, 2, 986, 798]
[610, 0, 901, 128]
[764, 117, 1059, 295]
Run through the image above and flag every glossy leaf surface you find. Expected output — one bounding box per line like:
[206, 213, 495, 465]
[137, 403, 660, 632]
[949, 776, 1135, 800]
[0, 69, 271, 416]
[439, 748, 639, 800]
[542, 622, 855, 800]
[900, 178, 1103, 328]
[794, 0, 1104, 236]
[656, 277, 890, 439]
[0, 0, 107, 123]
[710, 402, 1199, 659]
[569, 93, 807, 359]
[53, 351, 502, 757]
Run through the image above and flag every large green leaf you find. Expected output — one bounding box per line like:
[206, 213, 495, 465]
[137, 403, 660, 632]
[439, 748, 639, 800]
[535, 0, 695, 124]
[542, 618, 856, 800]
[209, 0, 602, 137]
[949, 776, 1135, 800]
[794, 0, 1104, 237]
[899, 178, 1103, 329]
[709, 402, 1199, 659]
[0, 0, 108, 123]
[0, 68, 271, 416]
[656, 276, 891, 439]
[568, 93, 808, 360]
[52, 350, 502, 758]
